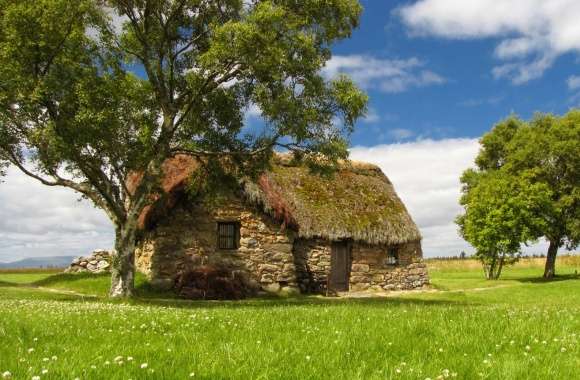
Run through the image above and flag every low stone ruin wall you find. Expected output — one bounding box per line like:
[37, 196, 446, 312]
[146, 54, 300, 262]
[65, 249, 113, 274]
[350, 241, 430, 292]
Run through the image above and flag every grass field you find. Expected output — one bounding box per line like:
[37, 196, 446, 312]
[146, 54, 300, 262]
[0, 257, 578, 379]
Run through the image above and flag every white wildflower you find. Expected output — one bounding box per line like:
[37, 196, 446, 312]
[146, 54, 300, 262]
[140, 363, 148, 369]
[2, 371, 11, 379]
[560, 347, 567, 353]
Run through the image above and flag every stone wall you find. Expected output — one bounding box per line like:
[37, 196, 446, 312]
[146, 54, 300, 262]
[65, 249, 113, 274]
[292, 238, 332, 293]
[350, 241, 429, 291]
[136, 195, 428, 295]
[292, 239, 428, 293]
[135, 194, 300, 294]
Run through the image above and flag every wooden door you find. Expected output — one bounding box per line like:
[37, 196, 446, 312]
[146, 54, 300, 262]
[330, 241, 351, 291]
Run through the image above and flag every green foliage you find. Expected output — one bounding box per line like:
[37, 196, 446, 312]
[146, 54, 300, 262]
[457, 171, 553, 279]
[458, 110, 580, 279]
[474, 116, 522, 170]
[0, 0, 367, 295]
[0, 0, 367, 215]
[503, 111, 580, 247]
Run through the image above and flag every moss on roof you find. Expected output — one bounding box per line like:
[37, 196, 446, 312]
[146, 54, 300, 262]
[243, 156, 422, 245]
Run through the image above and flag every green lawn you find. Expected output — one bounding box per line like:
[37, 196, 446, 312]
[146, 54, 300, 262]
[0, 258, 578, 380]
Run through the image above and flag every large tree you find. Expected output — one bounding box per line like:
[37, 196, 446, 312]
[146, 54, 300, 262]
[0, 0, 367, 297]
[460, 112, 580, 278]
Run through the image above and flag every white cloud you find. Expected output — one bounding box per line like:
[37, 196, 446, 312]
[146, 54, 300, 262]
[397, 0, 580, 84]
[0, 168, 114, 263]
[323, 55, 445, 93]
[458, 96, 504, 107]
[87, 7, 129, 40]
[350, 138, 557, 258]
[566, 75, 580, 106]
[245, 103, 262, 119]
[388, 128, 414, 140]
[362, 107, 380, 123]
[567, 75, 580, 90]
[351, 138, 479, 257]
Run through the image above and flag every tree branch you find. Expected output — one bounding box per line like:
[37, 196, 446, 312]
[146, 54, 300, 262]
[5, 150, 122, 224]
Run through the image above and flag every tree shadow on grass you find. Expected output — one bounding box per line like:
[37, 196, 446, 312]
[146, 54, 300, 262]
[0, 280, 18, 287]
[31, 272, 110, 287]
[126, 293, 468, 310]
[515, 273, 579, 284]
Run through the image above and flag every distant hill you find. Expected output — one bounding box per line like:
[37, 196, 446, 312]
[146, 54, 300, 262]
[0, 256, 75, 269]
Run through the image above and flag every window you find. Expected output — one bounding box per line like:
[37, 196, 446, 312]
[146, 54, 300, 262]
[217, 222, 240, 250]
[385, 247, 398, 265]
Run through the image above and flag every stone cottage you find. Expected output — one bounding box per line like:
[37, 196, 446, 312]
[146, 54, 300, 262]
[134, 154, 428, 295]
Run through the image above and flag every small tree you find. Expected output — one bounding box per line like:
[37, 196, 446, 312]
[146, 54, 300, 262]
[457, 171, 552, 280]
[466, 112, 580, 278]
[0, 0, 367, 297]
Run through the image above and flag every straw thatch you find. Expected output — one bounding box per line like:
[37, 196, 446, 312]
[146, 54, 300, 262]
[243, 155, 421, 245]
[135, 154, 421, 245]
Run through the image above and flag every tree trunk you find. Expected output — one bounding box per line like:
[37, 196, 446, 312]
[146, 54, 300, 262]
[110, 223, 138, 297]
[484, 253, 497, 280]
[494, 255, 505, 280]
[543, 239, 559, 279]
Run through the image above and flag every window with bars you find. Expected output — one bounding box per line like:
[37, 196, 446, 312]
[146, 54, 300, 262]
[385, 247, 399, 265]
[217, 222, 240, 250]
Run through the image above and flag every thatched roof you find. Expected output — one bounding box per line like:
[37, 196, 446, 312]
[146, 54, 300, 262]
[137, 154, 421, 245]
[243, 155, 421, 245]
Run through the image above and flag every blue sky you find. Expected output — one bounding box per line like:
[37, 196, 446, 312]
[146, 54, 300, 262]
[331, 0, 579, 146]
[1, 0, 578, 262]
